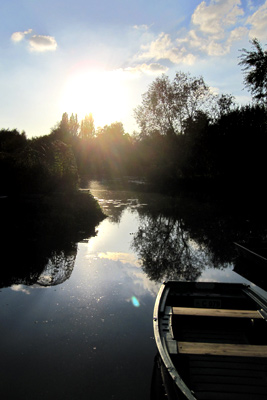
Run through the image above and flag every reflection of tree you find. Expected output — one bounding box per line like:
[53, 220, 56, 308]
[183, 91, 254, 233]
[132, 215, 208, 282]
[0, 194, 101, 289]
[37, 249, 77, 286]
[0, 235, 79, 289]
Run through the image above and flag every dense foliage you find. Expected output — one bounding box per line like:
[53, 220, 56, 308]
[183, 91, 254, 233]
[0, 128, 105, 245]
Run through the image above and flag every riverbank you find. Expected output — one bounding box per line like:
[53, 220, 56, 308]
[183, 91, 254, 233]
[1, 190, 106, 243]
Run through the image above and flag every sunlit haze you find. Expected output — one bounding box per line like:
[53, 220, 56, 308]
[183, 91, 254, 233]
[1, 0, 267, 137]
[60, 69, 131, 129]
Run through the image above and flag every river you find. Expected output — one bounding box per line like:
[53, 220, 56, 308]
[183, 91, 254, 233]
[0, 179, 266, 399]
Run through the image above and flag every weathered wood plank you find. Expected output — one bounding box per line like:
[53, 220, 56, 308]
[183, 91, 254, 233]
[178, 342, 267, 357]
[173, 307, 262, 319]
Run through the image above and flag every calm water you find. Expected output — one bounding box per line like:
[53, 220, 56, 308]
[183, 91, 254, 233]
[1, 179, 266, 399]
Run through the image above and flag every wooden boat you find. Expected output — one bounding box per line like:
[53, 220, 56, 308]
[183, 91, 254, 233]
[153, 281, 267, 400]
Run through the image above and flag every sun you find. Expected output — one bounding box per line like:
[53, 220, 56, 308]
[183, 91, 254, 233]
[60, 69, 129, 128]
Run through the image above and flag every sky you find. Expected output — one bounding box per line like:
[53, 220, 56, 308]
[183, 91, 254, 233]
[1, 0, 267, 138]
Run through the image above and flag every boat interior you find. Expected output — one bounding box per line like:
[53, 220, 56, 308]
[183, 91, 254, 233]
[161, 284, 267, 400]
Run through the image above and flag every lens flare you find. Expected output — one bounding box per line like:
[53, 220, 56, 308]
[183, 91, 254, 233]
[131, 296, 140, 307]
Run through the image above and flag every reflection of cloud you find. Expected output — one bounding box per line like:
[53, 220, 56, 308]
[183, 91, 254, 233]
[98, 252, 141, 266]
[199, 265, 238, 283]
[11, 284, 30, 295]
[95, 251, 160, 297]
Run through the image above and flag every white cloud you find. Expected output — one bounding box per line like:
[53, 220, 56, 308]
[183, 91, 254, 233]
[131, 0, 263, 68]
[28, 35, 58, 52]
[137, 32, 196, 65]
[188, 25, 247, 56]
[11, 29, 57, 52]
[192, 0, 244, 39]
[228, 26, 248, 42]
[11, 29, 32, 42]
[246, 0, 267, 40]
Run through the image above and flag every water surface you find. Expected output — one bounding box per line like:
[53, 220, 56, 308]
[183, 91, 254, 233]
[1, 179, 266, 399]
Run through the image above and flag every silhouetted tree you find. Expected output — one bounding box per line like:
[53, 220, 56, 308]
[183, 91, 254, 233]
[59, 112, 69, 131]
[0, 129, 28, 194]
[134, 72, 214, 137]
[69, 113, 79, 137]
[0, 128, 27, 153]
[215, 94, 236, 118]
[239, 39, 267, 104]
[51, 112, 72, 143]
[16, 136, 78, 193]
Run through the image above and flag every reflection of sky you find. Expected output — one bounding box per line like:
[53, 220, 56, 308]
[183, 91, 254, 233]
[80, 207, 161, 298]
[87, 212, 135, 254]
[0, 208, 159, 399]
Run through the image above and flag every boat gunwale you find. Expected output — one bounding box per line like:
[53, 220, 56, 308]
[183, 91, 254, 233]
[153, 281, 197, 400]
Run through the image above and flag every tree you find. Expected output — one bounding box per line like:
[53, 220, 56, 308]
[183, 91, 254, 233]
[69, 113, 79, 137]
[96, 121, 126, 141]
[134, 72, 214, 137]
[59, 112, 69, 131]
[215, 94, 236, 118]
[80, 113, 95, 139]
[0, 129, 27, 153]
[239, 38, 267, 104]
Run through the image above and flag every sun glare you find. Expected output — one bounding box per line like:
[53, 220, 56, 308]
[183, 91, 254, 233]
[60, 69, 129, 128]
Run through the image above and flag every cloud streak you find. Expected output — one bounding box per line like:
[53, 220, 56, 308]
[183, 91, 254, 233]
[123, 62, 169, 74]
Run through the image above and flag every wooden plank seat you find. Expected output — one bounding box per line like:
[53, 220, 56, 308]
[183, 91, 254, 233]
[173, 307, 262, 319]
[178, 342, 267, 358]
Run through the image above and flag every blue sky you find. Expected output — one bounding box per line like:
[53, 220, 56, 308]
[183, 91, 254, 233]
[1, 0, 267, 137]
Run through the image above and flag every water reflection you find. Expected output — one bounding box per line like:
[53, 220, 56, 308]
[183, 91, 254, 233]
[2, 179, 266, 292]
[37, 249, 77, 286]
[1, 179, 267, 400]
[0, 235, 79, 288]
[88, 179, 267, 292]
[132, 216, 207, 282]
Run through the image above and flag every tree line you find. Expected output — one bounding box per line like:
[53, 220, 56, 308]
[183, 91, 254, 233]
[0, 38, 266, 198]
